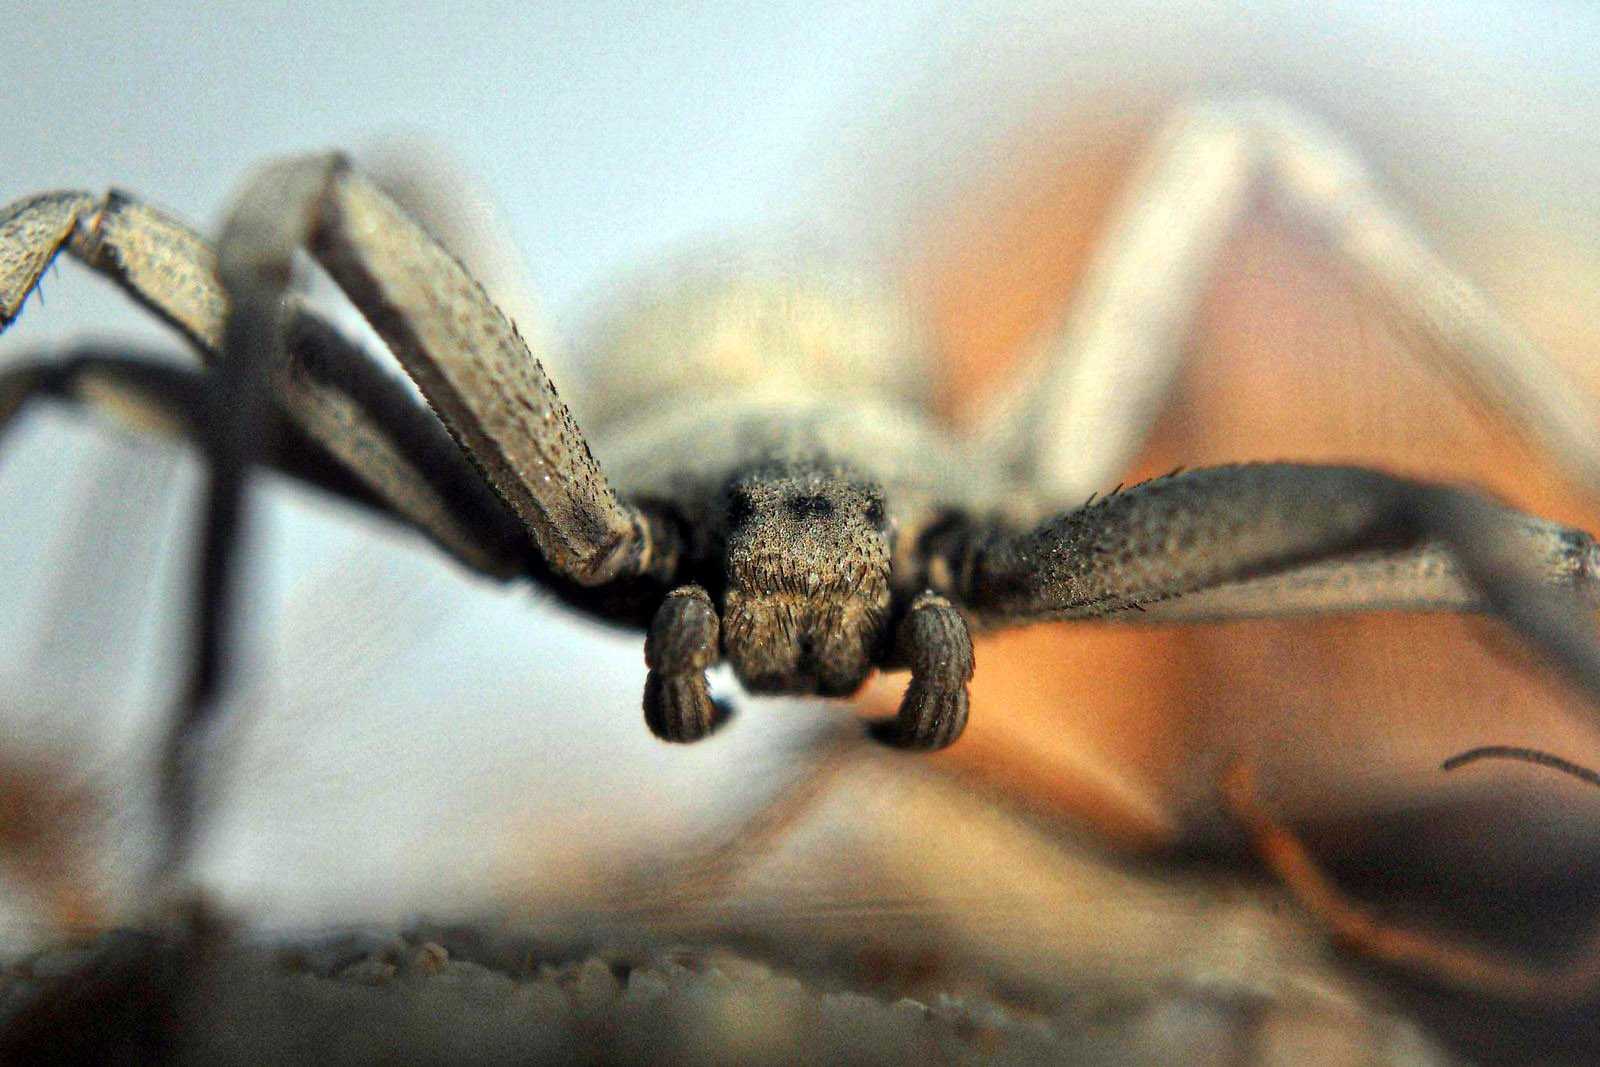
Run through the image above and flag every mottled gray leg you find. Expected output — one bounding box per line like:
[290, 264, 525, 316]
[643, 585, 724, 743]
[933, 464, 1600, 707]
[980, 97, 1600, 504]
[0, 188, 532, 577]
[874, 591, 973, 751]
[244, 153, 677, 586]
[1, 190, 225, 351]
[359, 140, 548, 366]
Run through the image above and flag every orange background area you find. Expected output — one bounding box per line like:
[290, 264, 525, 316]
[872, 105, 1600, 852]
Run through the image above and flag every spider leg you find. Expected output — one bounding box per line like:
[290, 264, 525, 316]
[1, 349, 210, 444]
[871, 591, 973, 750]
[270, 311, 538, 575]
[1443, 745, 1600, 789]
[1, 191, 225, 352]
[0, 189, 533, 578]
[149, 189, 284, 881]
[0, 345, 488, 531]
[927, 464, 1600, 706]
[217, 153, 678, 587]
[1222, 761, 1600, 1006]
[980, 97, 1600, 504]
[358, 139, 548, 373]
[643, 585, 727, 742]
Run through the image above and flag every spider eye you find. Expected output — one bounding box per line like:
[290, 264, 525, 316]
[787, 494, 833, 518]
[727, 488, 755, 526]
[864, 499, 885, 528]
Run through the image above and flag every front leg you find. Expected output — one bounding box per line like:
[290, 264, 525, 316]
[643, 585, 725, 743]
[875, 591, 974, 751]
[931, 464, 1600, 710]
[221, 153, 679, 588]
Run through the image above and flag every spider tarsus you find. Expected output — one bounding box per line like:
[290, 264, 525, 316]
[878, 591, 973, 751]
[643, 585, 723, 743]
[881, 681, 970, 751]
[642, 671, 726, 742]
[1442, 745, 1600, 789]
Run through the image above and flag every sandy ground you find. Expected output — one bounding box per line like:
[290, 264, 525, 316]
[7, 749, 1594, 1065]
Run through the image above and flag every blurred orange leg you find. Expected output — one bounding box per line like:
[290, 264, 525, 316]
[1221, 761, 1600, 1006]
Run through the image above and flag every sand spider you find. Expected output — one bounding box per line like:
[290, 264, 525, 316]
[4, 97, 1600, 1002]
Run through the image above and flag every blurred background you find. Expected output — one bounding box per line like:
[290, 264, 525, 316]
[2, 3, 1600, 1056]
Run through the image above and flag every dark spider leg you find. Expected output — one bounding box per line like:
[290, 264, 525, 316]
[931, 464, 1600, 703]
[0, 337, 537, 579]
[0, 344, 679, 633]
[1442, 746, 1600, 788]
[1222, 761, 1600, 1006]
[872, 592, 973, 751]
[0, 348, 377, 510]
[643, 585, 726, 742]
[272, 312, 538, 574]
[150, 192, 300, 881]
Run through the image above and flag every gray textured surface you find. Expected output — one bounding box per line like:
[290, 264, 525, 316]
[2, 927, 1453, 1066]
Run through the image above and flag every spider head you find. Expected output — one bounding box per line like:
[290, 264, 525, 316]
[717, 465, 892, 696]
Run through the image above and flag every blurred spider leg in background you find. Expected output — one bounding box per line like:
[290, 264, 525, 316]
[980, 97, 1600, 505]
[1229, 743, 1600, 1003]
[1225, 760, 1600, 1005]
[154, 161, 295, 889]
